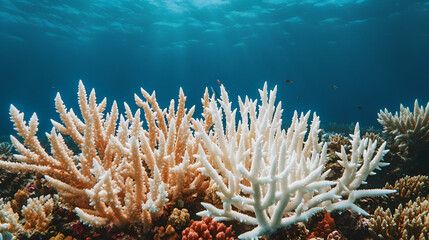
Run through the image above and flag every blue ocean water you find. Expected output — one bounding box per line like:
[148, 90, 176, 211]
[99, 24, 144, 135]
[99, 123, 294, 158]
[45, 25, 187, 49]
[0, 0, 428, 136]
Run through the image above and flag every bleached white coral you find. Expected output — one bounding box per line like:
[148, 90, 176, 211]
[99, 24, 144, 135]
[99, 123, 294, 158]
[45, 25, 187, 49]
[194, 83, 394, 239]
[0, 199, 21, 232]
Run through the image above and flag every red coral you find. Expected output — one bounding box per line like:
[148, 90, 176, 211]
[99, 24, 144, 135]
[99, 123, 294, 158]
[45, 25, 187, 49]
[307, 212, 336, 239]
[182, 217, 234, 240]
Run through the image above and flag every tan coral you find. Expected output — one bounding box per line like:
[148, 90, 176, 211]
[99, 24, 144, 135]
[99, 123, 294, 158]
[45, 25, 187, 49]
[378, 99, 429, 150]
[368, 197, 429, 240]
[167, 208, 190, 231]
[328, 134, 351, 154]
[49, 233, 77, 240]
[383, 175, 429, 205]
[0, 81, 207, 229]
[22, 195, 55, 231]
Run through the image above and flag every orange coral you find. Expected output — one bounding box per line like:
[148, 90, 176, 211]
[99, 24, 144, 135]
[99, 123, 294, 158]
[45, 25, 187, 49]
[182, 217, 234, 240]
[155, 225, 180, 240]
[307, 212, 336, 239]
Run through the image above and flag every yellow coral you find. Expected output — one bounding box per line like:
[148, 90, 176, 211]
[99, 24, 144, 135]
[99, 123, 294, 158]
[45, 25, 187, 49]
[167, 208, 190, 231]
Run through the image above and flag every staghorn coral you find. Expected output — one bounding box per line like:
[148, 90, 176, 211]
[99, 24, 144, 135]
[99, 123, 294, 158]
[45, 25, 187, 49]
[21, 195, 55, 231]
[0, 199, 22, 232]
[182, 217, 234, 240]
[0, 81, 396, 239]
[194, 83, 394, 239]
[0, 81, 208, 229]
[368, 197, 429, 240]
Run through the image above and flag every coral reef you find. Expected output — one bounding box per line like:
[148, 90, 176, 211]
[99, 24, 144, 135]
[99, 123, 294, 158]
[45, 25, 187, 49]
[0, 82, 400, 239]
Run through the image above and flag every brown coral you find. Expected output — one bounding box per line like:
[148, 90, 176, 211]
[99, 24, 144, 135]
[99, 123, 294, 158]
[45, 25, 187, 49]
[11, 189, 29, 215]
[154, 225, 180, 240]
[383, 175, 429, 206]
[368, 197, 429, 240]
[328, 134, 351, 154]
[182, 217, 234, 240]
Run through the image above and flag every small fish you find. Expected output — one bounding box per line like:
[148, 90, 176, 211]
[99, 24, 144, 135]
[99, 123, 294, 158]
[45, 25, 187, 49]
[210, 86, 220, 99]
[217, 79, 222, 85]
[333, 85, 338, 89]
[357, 106, 363, 110]
[285, 79, 293, 83]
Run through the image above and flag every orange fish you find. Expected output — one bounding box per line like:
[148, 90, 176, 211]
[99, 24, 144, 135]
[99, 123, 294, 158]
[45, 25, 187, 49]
[357, 106, 363, 110]
[333, 85, 338, 89]
[217, 79, 221, 85]
[285, 79, 293, 83]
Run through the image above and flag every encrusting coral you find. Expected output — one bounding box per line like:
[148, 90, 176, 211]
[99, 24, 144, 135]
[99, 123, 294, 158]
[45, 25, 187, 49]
[0, 81, 396, 239]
